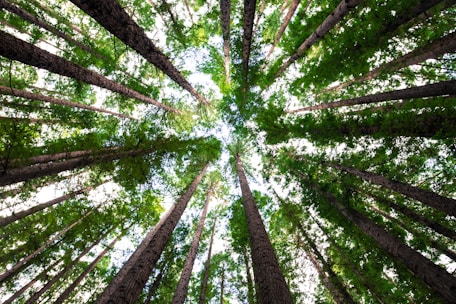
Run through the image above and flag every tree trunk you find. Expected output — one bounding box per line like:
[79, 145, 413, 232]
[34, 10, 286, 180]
[95, 162, 209, 304]
[288, 80, 456, 113]
[172, 186, 212, 304]
[220, 266, 225, 304]
[0, 180, 108, 227]
[0, 147, 150, 187]
[220, 0, 231, 85]
[235, 154, 293, 304]
[274, 0, 361, 79]
[183, 0, 194, 24]
[252, 0, 266, 37]
[143, 262, 167, 304]
[25, 227, 115, 303]
[243, 247, 256, 304]
[198, 217, 217, 304]
[321, 31, 456, 93]
[0, 204, 98, 284]
[320, 188, 456, 303]
[69, 0, 208, 105]
[0, 85, 134, 119]
[327, 162, 456, 216]
[53, 236, 120, 304]
[242, 0, 257, 80]
[0, 30, 180, 113]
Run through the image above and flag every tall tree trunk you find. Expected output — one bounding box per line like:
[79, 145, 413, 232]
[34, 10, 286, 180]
[0, 204, 98, 284]
[25, 227, 116, 303]
[0, 30, 180, 113]
[252, 0, 266, 37]
[318, 186, 456, 302]
[172, 186, 212, 304]
[0, 86, 133, 119]
[183, 0, 194, 24]
[243, 247, 256, 304]
[96, 162, 209, 304]
[264, 0, 307, 62]
[326, 162, 456, 216]
[0, 180, 108, 227]
[242, 0, 257, 81]
[69, 0, 208, 105]
[321, 31, 456, 93]
[0, 0, 107, 61]
[0, 147, 150, 187]
[235, 154, 293, 304]
[198, 217, 217, 304]
[220, 0, 231, 85]
[288, 80, 456, 113]
[53, 236, 120, 304]
[143, 262, 167, 304]
[274, 0, 361, 79]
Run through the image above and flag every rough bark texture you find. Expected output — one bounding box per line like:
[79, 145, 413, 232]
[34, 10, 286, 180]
[242, 0, 257, 79]
[323, 190, 456, 302]
[275, 0, 361, 78]
[235, 154, 293, 304]
[198, 218, 217, 304]
[328, 162, 456, 216]
[54, 236, 119, 304]
[0, 85, 133, 119]
[143, 263, 167, 304]
[0, 30, 179, 113]
[0, 148, 150, 186]
[0, 206, 96, 284]
[96, 162, 209, 304]
[220, 0, 231, 84]
[322, 31, 456, 93]
[172, 187, 212, 304]
[69, 0, 208, 105]
[288, 80, 456, 112]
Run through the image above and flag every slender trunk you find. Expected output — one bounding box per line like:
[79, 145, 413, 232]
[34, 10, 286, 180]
[264, 0, 307, 62]
[183, 0, 194, 24]
[274, 0, 361, 79]
[143, 262, 167, 304]
[220, 266, 225, 304]
[321, 32, 456, 93]
[0, 204, 98, 284]
[243, 247, 256, 304]
[0, 180, 109, 227]
[252, 0, 266, 37]
[327, 162, 456, 216]
[220, 0, 231, 85]
[0, 0, 107, 61]
[235, 154, 293, 304]
[69, 0, 208, 105]
[172, 187, 212, 304]
[0, 86, 134, 119]
[96, 162, 209, 304]
[198, 218, 217, 304]
[53, 236, 120, 304]
[242, 0, 257, 81]
[0, 147, 150, 187]
[25, 227, 115, 304]
[0, 30, 179, 113]
[288, 80, 456, 113]
[320, 187, 456, 302]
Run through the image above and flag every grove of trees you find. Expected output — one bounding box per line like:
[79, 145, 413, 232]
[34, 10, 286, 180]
[0, 0, 455, 303]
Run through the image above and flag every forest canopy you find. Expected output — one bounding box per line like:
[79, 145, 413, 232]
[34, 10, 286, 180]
[0, 0, 455, 303]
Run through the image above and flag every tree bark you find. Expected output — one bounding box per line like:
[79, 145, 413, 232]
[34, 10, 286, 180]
[288, 80, 456, 113]
[243, 247, 256, 304]
[274, 0, 361, 79]
[321, 32, 456, 93]
[0, 30, 179, 113]
[235, 154, 293, 304]
[95, 162, 209, 304]
[143, 262, 167, 304]
[53, 236, 120, 304]
[172, 186, 212, 304]
[242, 0, 257, 80]
[69, 0, 208, 105]
[327, 162, 456, 216]
[0, 85, 134, 119]
[198, 217, 217, 304]
[220, 0, 231, 85]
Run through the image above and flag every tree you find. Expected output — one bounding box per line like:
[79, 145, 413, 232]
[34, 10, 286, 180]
[235, 153, 293, 304]
[198, 217, 217, 304]
[220, 0, 231, 85]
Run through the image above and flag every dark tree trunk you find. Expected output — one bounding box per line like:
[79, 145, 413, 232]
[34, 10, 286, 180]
[143, 262, 167, 304]
[0, 86, 133, 119]
[288, 80, 456, 112]
[327, 162, 456, 216]
[235, 154, 293, 304]
[0, 30, 179, 113]
[242, 0, 257, 80]
[95, 162, 209, 304]
[172, 187, 212, 304]
[274, 0, 361, 79]
[220, 0, 231, 84]
[69, 0, 208, 105]
[198, 217, 217, 304]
